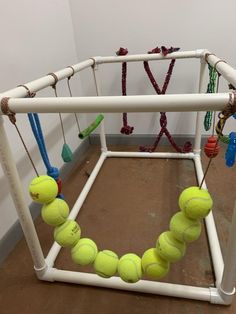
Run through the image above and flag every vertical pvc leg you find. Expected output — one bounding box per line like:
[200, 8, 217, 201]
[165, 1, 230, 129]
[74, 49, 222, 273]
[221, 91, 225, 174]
[219, 201, 236, 304]
[0, 116, 46, 272]
[91, 63, 107, 152]
[194, 58, 207, 153]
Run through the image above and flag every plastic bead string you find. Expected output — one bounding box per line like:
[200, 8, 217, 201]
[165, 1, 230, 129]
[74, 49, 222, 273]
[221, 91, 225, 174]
[140, 46, 192, 153]
[66, 66, 81, 133]
[116, 47, 134, 135]
[0, 96, 39, 177]
[204, 65, 218, 131]
[48, 73, 73, 162]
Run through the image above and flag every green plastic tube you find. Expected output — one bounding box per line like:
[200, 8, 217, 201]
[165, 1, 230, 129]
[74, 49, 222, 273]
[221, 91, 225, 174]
[79, 114, 104, 139]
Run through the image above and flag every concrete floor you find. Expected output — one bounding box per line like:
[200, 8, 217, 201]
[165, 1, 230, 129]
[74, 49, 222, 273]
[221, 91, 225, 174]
[0, 145, 236, 313]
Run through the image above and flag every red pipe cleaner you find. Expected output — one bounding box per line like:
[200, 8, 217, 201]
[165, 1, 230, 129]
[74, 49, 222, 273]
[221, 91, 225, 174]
[116, 47, 134, 135]
[140, 46, 192, 153]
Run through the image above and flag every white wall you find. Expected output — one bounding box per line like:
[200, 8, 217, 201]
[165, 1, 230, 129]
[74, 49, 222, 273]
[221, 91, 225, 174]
[69, 0, 236, 136]
[0, 0, 85, 240]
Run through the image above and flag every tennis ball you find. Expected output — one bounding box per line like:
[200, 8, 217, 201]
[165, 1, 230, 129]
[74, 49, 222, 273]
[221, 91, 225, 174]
[54, 219, 81, 247]
[71, 238, 98, 266]
[94, 250, 118, 278]
[179, 186, 213, 219]
[141, 248, 170, 279]
[41, 198, 69, 226]
[169, 212, 202, 243]
[118, 253, 142, 283]
[156, 231, 186, 263]
[29, 175, 58, 204]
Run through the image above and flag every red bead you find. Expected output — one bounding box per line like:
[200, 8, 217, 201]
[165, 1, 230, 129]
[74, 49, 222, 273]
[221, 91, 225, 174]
[56, 178, 62, 194]
[204, 136, 220, 158]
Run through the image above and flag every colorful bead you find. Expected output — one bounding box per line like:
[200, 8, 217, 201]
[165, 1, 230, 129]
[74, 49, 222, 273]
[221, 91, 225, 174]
[204, 136, 220, 158]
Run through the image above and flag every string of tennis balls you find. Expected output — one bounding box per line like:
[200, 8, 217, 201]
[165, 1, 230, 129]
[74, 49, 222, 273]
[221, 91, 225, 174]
[29, 176, 213, 283]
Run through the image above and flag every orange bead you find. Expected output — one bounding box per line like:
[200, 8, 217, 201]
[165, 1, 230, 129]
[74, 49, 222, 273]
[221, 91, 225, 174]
[204, 136, 220, 158]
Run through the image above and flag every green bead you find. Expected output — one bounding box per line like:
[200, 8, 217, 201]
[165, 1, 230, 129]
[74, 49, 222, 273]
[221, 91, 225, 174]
[61, 143, 73, 162]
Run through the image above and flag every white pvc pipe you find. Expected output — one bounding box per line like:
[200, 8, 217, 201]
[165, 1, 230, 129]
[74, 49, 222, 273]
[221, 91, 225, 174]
[91, 64, 107, 152]
[106, 151, 194, 159]
[4, 93, 230, 114]
[194, 58, 207, 153]
[94, 50, 204, 64]
[1, 59, 94, 99]
[45, 152, 107, 267]
[220, 201, 236, 294]
[0, 116, 46, 270]
[204, 51, 236, 88]
[194, 155, 224, 285]
[43, 268, 213, 302]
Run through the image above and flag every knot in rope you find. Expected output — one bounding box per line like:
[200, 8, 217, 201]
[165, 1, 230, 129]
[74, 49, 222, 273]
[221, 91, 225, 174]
[47, 167, 59, 180]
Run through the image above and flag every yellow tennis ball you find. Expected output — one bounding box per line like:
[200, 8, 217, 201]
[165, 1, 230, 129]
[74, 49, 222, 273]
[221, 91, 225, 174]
[94, 250, 118, 278]
[169, 212, 202, 243]
[71, 238, 98, 266]
[41, 198, 69, 227]
[179, 186, 213, 219]
[156, 231, 186, 263]
[118, 253, 142, 283]
[54, 219, 81, 247]
[141, 248, 170, 279]
[29, 175, 58, 204]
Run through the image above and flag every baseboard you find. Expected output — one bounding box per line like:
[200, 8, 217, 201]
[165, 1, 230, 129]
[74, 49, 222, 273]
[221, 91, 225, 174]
[90, 133, 208, 146]
[0, 138, 90, 265]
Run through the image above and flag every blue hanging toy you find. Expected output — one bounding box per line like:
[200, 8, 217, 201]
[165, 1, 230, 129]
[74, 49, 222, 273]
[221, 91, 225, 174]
[225, 132, 236, 167]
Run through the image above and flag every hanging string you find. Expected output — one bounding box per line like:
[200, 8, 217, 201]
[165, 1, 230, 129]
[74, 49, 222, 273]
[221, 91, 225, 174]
[66, 66, 81, 133]
[1, 97, 39, 177]
[48, 73, 66, 144]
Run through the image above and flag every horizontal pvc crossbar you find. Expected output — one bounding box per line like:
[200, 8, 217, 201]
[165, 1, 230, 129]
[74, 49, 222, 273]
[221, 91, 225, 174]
[94, 50, 204, 64]
[42, 268, 223, 303]
[106, 151, 195, 159]
[3, 93, 230, 114]
[0, 59, 94, 99]
[204, 51, 236, 88]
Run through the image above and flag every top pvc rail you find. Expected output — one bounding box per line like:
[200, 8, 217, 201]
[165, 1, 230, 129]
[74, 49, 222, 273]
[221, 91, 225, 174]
[1, 49, 236, 104]
[93, 49, 204, 64]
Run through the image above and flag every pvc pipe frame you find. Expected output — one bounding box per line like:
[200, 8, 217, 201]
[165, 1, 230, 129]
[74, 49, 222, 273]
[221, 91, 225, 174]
[0, 49, 235, 305]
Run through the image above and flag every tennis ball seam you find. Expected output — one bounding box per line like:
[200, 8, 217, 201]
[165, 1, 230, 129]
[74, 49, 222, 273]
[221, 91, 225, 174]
[144, 262, 168, 273]
[119, 258, 141, 281]
[172, 223, 201, 242]
[163, 234, 184, 256]
[102, 251, 118, 259]
[30, 177, 56, 185]
[72, 243, 97, 259]
[183, 197, 212, 211]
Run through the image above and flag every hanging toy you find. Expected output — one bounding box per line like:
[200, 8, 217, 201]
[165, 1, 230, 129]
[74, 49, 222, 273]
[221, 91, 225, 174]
[139, 46, 192, 153]
[204, 65, 218, 131]
[79, 114, 104, 139]
[225, 132, 236, 167]
[48, 72, 73, 163]
[116, 47, 134, 135]
[204, 136, 220, 158]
